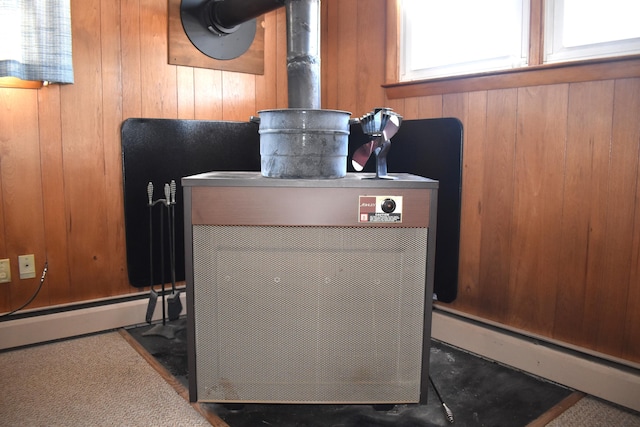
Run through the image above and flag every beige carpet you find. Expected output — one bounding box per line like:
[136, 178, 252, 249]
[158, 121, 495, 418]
[0, 331, 212, 427]
[546, 395, 640, 427]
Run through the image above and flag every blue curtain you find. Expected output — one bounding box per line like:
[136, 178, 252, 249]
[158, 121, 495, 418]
[0, 0, 74, 84]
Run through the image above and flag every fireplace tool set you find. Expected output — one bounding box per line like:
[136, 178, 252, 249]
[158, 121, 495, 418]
[143, 179, 183, 339]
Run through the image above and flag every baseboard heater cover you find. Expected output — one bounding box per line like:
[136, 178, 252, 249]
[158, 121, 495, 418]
[0, 292, 187, 351]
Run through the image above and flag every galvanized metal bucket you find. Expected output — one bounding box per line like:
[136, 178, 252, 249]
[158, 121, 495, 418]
[256, 108, 351, 179]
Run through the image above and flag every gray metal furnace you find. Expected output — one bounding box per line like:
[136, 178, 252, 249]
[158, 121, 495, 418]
[182, 171, 438, 404]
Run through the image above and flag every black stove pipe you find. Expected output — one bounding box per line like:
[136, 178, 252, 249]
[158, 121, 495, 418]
[206, 0, 284, 33]
[204, 0, 321, 109]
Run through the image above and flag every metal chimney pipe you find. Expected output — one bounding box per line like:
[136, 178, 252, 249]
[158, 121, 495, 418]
[205, 0, 321, 108]
[285, 0, 321, 109]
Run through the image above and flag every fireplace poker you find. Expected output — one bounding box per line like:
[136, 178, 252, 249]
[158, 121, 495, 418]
[158, 183, 170, 325]
[145, 182, 158, 324]
[167, 180, 182, 320]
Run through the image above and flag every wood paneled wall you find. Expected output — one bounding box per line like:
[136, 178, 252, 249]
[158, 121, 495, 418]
[323, 0, 640, 364]
[0, 0, 288, 312]
[440, 82, 640, 363]
[0, 0, 638, 365]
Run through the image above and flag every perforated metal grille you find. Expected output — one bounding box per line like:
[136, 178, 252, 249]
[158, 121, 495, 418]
[193, 226, 428, 403]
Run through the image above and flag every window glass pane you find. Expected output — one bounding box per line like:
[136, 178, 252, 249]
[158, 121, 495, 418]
[545, 0, 640, 63]
[401, 0, 529, 81]
[563, 0, 640, 47]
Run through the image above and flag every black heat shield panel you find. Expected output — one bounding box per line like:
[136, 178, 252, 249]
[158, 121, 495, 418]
[121, 117, 462, 302]
[121, 118, 261, 290]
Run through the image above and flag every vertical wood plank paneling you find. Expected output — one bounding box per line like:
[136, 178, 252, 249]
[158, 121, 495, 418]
[275, 8, 288, 109]
[443, 93, 468, 120]
[0, 91, 7, 310]
[552, 81, 614, 347]
[508, 85, 568, 334]
[383, 97, 405, 115]
[194, 69, 223, 120]
[628, 196, 640, 359]
[591, 78, 640, 355]
[476, 89, 518, 321]
[222, 73, 256, 120]
[420, 96, 444, 118]
[121, 0, 142, 119]
[335, 1, 358, 114]
[402, 96, 442, 120]
[355, 0, 386, 115]
[401, 98, 420, 120]
[256, 11, 278, 112]
[402, 97, 421, 120]
[447, 92, 483, 311]
[139, 0, 177, 118]
[624, 79, 640, 360]
[0, 90, 9, 317]
[322, 0, 339, 109]
[61, 0, 109, 301]
[101, 0, 130, 296]
[444, 92, 481, 310]
[177, 66, 195, 119]
[0, 90, 47, 309]
[38, 86, 73, 305]
[320, 0, 340, 109]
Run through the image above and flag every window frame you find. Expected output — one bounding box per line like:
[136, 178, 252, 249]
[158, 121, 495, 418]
[384, 0, 640, 98]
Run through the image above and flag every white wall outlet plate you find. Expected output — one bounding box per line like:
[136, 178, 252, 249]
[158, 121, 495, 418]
[18, 254, 36, 279]
[0, 258, 10, 283]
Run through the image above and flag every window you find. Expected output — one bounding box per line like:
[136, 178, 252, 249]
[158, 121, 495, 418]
[544, 0, 640, 64]
[398, 0, 640, 83]
[400, 0, 529, 81]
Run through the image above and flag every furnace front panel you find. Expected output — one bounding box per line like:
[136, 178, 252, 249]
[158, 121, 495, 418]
[182, 172, 438, 405]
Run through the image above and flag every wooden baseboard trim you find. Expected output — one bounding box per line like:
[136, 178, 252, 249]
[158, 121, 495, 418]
[525, 391, 586, 427]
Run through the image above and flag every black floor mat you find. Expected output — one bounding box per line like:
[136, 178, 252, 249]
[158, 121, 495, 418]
[126, 319, 573, 426]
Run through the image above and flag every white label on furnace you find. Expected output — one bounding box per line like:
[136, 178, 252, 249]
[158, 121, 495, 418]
[358, 196, 403, 223]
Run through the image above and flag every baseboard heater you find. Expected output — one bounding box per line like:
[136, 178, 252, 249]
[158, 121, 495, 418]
[0, 291, 186, 350]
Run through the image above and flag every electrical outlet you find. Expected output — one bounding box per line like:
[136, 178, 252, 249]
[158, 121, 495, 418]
[0, 258, 10, 283]
[18, 254, 36, 279]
